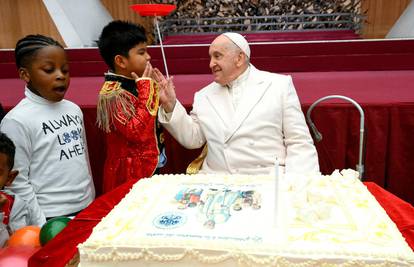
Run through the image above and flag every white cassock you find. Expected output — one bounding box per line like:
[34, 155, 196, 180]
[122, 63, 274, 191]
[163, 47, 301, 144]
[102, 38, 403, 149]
[159, 64, 319, 175]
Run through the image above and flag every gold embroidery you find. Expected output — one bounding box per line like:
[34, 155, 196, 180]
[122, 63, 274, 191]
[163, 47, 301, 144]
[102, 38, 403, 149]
[100, 81, 122, 95]
[146, 80, 159, 116]
[159, 132, 165, 144]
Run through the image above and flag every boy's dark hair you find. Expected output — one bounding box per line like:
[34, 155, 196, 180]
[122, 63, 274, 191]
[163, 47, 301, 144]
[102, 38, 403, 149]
[15, 34, 64, 69]
[0, 132, 15, 170]
[97, 20, 147, 71]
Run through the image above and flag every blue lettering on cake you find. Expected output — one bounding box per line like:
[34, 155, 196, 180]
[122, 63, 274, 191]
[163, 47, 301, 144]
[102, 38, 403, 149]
[153, 212, 187, 229]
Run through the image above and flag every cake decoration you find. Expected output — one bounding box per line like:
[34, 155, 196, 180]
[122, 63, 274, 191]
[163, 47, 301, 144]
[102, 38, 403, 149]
[153, 212, 187, 229]
[174, 186, 261, 229]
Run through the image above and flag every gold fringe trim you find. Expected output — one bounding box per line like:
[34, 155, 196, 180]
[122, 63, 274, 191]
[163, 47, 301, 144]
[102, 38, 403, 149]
[186, 144, 208, 174]
[97, 81, 136, 133]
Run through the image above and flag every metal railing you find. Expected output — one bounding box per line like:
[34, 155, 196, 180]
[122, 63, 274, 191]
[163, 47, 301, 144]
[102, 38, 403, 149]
[156, 13, 363, 40]
[306, 95, 365, 180]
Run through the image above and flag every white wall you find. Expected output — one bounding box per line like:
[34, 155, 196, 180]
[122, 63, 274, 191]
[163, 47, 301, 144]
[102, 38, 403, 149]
[386, 0, 414, 38]
[43, 0, 113, 47]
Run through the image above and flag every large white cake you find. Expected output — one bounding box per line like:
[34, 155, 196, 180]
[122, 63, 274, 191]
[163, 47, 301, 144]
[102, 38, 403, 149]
[78, 170, 414, 267]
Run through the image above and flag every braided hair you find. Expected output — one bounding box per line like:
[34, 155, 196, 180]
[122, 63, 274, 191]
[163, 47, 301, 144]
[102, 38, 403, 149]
[0, 132, 16, 170]
[15, 34, 63, 69]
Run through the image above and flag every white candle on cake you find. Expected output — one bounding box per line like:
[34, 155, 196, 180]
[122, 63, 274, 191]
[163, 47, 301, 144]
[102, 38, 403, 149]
[274, 158, 279, 228]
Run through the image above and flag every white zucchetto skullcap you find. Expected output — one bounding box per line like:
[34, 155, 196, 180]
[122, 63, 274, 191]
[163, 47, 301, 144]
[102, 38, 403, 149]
[222, 32, 250, 59]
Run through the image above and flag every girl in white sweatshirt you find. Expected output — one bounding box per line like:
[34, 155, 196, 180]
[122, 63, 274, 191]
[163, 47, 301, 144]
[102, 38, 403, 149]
[0, 34, 95, 226]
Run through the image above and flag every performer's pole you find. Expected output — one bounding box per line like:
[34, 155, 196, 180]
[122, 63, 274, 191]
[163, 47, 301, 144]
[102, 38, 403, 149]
[130, 4, 176, 79]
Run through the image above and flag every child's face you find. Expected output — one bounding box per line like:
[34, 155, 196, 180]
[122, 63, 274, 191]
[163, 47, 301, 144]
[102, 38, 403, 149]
[19, 46, 70, 102]
[0, 153, 18, 189]
[120, 43, 151, 77]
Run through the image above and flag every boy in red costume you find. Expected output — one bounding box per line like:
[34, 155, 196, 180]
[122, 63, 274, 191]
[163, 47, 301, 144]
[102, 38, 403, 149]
[97, 20, 166, 193]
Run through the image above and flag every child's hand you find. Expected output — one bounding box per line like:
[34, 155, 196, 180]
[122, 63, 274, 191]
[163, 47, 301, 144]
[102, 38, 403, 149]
[131, 72, 139, 81]
[153, 68, 176, 113]
[142, 62, 153, 78]
[131, 62, 153, 81]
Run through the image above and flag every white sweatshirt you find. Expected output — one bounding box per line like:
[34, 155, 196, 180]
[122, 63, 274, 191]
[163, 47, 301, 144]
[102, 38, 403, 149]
[0, 88, 95, 225]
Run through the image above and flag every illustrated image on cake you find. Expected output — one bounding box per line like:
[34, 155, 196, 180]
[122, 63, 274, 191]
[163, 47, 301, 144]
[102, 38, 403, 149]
[78, 171, 414, 267]
[172, 186, 261, 229]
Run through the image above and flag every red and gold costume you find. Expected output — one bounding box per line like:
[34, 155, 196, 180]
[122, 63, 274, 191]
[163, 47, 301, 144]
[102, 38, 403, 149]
[97, 73, 164, 193]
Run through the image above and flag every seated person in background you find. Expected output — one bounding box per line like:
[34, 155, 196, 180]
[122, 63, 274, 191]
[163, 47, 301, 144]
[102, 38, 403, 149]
[0, 132, 38, 246]
[0, 34, 95, 224]
[96, 20, 166, 193]
[157, 32, 319, 175]
[0, 103, 4, 123]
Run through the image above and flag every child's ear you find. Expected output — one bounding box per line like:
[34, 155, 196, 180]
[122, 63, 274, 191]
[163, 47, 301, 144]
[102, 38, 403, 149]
[5, 170, 18, 186]
[114, 55, 127, 70]
[18, 67, 30, 83]
[114, 55, 126, 69]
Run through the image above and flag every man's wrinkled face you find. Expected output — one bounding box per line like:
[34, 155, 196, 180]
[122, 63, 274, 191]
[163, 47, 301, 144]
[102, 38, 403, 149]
[208, 35, 241, 86]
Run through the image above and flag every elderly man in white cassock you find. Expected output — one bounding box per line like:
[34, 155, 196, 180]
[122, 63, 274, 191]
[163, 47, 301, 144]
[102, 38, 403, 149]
[157, 32, 319, 175]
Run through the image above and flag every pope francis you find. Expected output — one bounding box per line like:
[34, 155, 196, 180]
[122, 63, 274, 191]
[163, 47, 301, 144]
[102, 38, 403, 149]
[157, 32, 319, 175]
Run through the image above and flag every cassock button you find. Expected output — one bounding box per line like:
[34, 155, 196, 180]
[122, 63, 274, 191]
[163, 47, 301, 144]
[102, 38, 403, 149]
[249, 140, 255, 146]
[224, 144, 228, 148]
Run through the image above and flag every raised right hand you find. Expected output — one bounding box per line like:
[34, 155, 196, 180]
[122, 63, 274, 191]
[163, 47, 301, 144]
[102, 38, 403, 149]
[152, 68, 177, 113]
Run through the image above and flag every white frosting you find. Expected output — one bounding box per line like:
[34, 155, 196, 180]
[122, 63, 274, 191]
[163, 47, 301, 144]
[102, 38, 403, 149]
[78, 171, 414, 267]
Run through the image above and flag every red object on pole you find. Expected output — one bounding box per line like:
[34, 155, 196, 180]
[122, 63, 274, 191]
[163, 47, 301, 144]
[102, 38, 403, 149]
[129, 4, 176, 78]
[129, 4, 176, 17]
